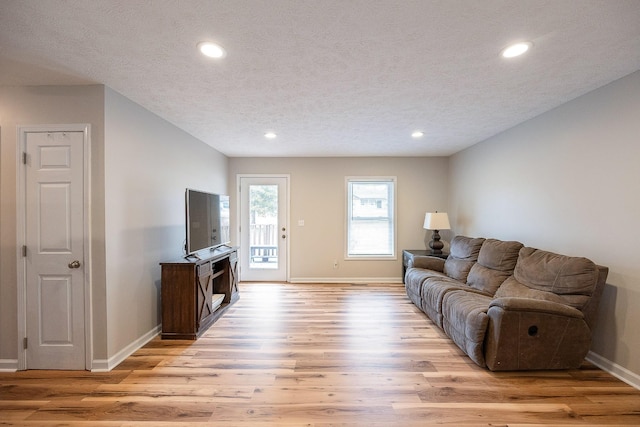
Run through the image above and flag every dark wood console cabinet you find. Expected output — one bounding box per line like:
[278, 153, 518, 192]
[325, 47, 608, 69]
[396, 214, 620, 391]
[160, 246, 239, 339]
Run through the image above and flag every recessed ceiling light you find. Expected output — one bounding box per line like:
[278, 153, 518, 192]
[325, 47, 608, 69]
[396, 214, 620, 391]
[197, 41, 226, 58]
[411, 131, 424, 138]
[501, 41, 532, 58]
[264, 132, 277, 139]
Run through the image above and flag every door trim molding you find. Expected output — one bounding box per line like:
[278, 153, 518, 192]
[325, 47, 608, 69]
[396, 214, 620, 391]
[236, 174, 290, 282]
[16, 124, 92, 370]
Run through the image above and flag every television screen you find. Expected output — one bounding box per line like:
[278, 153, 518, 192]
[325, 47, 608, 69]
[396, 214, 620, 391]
[186, 189, 231, 255]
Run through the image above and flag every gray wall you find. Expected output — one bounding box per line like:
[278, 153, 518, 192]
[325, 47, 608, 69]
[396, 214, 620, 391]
[229, 156, 450, 282]
[449, 70, 640, 382]
[0, 85, 106, 364]
[103, 88, 228, 362]
[0, 85, 228, 368]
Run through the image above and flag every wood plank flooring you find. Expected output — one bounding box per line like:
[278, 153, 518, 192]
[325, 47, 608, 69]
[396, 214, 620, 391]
[1, 282, 640, 426]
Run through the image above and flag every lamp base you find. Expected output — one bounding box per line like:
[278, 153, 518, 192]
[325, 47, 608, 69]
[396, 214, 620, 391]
[428, 230, 444, 255]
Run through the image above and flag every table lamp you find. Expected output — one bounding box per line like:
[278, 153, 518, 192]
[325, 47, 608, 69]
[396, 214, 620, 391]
[423, 212, 450, 254]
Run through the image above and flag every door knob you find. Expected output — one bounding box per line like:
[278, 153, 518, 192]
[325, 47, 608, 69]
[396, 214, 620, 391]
[282, 234, 286, 239]
[68, 260, 81, 269]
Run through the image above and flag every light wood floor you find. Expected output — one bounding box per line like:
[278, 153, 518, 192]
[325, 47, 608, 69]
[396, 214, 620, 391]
[1, 282, 640, 426]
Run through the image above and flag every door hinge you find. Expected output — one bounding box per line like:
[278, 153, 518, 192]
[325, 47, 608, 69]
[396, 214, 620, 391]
[22, 245, 27, 257]
[23, 152, 27, 164]
[23, 337, 28, 349]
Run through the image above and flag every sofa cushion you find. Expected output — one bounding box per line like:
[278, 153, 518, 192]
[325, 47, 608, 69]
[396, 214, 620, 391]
[421, 276, 469, 328]
[404, 267, 450, 308]
[443, 236, 485, 282]
[509, 247, 598, 309]
[441, 290, 493, 367]
[466, 239, 523, 295]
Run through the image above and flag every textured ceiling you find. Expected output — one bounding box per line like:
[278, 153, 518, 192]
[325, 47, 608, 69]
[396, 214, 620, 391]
[1, 0, 640, 157]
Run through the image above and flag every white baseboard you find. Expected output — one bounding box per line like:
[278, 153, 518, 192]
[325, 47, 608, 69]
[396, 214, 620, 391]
[0, 359, 18, 372]
[91, 324, 161, 372]
[289, 277, 403, 284]
[587, 351, 640, 390]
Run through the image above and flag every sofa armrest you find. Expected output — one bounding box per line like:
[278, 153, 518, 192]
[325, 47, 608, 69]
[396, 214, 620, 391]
[410, 256, 446, 272]
[485, 297, 591, 371]
[489, 297, 584, 319]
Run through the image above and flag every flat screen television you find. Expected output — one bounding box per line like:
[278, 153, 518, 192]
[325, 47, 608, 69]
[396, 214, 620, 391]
[185, 189, 230, 255]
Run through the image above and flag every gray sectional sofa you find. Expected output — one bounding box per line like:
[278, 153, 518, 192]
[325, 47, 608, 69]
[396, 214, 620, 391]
[404, 236, 609, 371]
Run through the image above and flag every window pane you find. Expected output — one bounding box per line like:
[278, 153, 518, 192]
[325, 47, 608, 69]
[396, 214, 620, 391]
[249, 185, 278, 269]
[347, 179, 395, 257]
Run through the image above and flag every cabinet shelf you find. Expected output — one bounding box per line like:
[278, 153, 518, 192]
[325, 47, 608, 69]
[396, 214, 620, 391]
[210, 270, 224, 280]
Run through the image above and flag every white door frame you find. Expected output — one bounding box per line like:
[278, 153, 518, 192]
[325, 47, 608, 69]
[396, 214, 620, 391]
[236, 174, 290, 282]
[16, 124, 92, 370]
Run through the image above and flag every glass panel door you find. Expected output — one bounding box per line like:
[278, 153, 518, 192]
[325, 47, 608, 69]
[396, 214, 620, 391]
[239, 176, 288, 281]
[249, 184, 279, 269]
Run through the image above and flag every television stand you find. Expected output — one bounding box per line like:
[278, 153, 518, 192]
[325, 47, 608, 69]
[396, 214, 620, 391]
[160, 246, 239, 339]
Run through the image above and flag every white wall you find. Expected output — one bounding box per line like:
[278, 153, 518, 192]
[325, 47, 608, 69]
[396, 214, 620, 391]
[449, 70, 640, 382]
[229, 157, 449, 282]
[103, 88, 228, 363]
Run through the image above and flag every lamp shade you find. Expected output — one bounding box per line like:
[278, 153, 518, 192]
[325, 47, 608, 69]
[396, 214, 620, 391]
[423, 212, 450, 230]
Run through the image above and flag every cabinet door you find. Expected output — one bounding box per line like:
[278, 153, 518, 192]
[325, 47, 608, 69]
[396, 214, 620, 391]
[196, 261, 214, 328]
[229, 251, 239, 299]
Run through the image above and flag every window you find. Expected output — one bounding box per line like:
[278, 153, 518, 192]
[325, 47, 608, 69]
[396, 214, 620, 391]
[346, 177, 396, 259]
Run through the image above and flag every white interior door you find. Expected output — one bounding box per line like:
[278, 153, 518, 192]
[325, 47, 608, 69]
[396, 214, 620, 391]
[238, 176, 288, 281]
[23, 131, 86, 369]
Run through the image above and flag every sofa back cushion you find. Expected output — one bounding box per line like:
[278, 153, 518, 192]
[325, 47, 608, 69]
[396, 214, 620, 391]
[496, 247, 598, 309]
[466, 239, 523, 295]
[443, 236, 485, 282]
